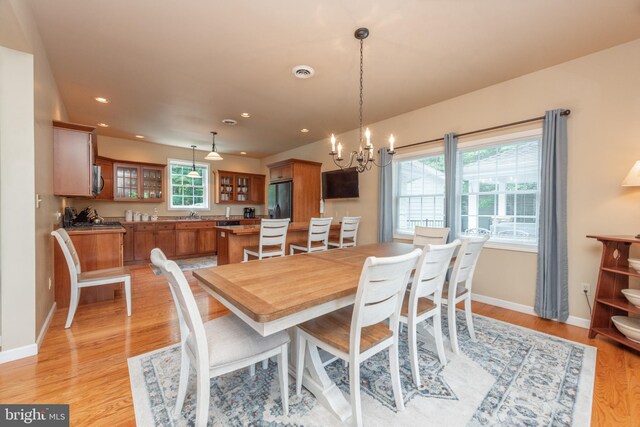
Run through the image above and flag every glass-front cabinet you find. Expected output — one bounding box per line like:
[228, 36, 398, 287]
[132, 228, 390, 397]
[114, 162, 165, 202]
[214, 170, 265, 204]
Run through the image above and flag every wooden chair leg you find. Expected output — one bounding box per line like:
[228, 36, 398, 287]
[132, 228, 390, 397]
[124, 276, 132, 317]
[195, 368, 210, 427]
[433, 312, 447, 366]
[407, 321, 421, 388]
[277, 343, 289, 415]
[174, 348, 190, 417]
[65, 285, 80, 328]
[296, 332, 306, 396]
[243, 251, 249, 262]
[349, 358, 363, 427]
[448, 304, 460, 355]
[389, 342, 405, 411]
[464, 297, 476, 341]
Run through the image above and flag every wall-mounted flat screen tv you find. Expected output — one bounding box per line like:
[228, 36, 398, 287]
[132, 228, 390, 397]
[322, 167, 359, 199]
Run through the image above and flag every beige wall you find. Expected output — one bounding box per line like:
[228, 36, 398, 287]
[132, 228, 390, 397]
[0, 0, 67, 350]
[262, 39, 640, 321]
[67, 136, 266, 218]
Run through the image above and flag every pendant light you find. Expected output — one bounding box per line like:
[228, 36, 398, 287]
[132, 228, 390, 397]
[187, 145, 201, 178]
[205, 131, 223, 161]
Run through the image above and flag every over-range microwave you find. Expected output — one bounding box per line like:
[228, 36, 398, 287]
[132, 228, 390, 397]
[92, 164, 103, 196]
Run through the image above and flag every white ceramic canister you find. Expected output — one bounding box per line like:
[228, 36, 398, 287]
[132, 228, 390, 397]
[125, 210, 133, 222]
[142, 213, 149, 221]
[133, 211, 141, 222]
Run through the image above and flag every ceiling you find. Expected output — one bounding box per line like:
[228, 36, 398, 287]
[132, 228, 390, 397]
[26, 0, 640, 157]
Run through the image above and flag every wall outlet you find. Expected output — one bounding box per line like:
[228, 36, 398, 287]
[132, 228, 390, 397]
[48, 276, 52, 290]
[581, 283, 591, 296]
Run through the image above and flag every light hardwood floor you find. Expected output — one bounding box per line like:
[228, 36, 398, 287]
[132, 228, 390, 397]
[0, 265, 637, 426]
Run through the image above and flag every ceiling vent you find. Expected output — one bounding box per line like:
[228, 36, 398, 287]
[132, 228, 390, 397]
[222, 119, 237, 126]
[292, 65, 315, 79]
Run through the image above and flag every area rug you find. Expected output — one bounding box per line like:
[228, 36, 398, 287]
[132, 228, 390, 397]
[128, 309, 596, 426]
[149, 256, 217, 275]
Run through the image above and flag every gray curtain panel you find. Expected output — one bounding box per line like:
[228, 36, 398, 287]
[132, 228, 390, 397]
[378, 147, 393, 243]
[444, 132, 458, 241]
[535, 109, 569, 321]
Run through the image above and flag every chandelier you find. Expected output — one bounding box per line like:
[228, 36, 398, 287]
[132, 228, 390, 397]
[329, 27, 396, 173]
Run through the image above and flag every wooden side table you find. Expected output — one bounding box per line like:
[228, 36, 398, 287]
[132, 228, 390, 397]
[587, 235, 640, 351]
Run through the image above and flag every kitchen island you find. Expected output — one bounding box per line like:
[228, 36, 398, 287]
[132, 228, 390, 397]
[215, 222, 340, 265]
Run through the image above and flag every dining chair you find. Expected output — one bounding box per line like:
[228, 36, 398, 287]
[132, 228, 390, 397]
[413, 226, 450, 246]
[243, 218, 290, 261]
[327, 216, 361, 248]
[151, 248, 290, 426]
[289, 217, 333, 255]
[295, 248, 422, 427]
[442, 235, 489, 354]
[399, 240, 460, 387]
[51, 228, 131, 328]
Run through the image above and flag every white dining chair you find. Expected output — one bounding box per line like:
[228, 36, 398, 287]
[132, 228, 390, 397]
[289, 217, 333, 255]
[399, 240, 460, 387]
[327, 216, 361, 248]
[442, 235, 489, 354]
[295, 248, 422, 427]
[51, 228, 131, 328]
[413, 226, 450, 246]
[243, 218, 290, 261]
[151, 248, 290, 426]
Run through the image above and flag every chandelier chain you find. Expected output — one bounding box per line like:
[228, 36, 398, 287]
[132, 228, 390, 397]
[359, 38, 364, 146]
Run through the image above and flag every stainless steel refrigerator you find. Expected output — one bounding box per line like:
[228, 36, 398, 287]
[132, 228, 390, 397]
[267, 181, 292, 220]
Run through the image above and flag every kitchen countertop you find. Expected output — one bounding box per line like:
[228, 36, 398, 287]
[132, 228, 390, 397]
[215, 222, 341, 235]
[64, 226, 126, 235]
[106, 216, 266, 225]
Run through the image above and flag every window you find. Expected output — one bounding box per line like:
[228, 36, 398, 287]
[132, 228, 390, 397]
[394, 153, 446, 235]
[168, 159, 210, 210]
[458, 131, 541, 246]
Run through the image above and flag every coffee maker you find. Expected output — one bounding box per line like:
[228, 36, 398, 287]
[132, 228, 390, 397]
[243, 207, 255, 218]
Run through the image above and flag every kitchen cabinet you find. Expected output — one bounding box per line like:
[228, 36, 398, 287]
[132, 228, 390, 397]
[113, 161, 165, 202]
[176, 229, 198, 256]
[214, 170, 266, 204]
[123, 225, 134, 262]
[155, 223, 176, 257]
[266, 159, 322, 223]
[95, 157, 114, 200]
[53, 121, 97, 197]
[197, 227, 217, 253]
[134, 224, 156, 261]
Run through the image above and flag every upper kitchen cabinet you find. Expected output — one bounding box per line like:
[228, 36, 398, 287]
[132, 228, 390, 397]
[267, 159, 322, 222]
[53, 121, 98, 197]
[214, 170, 266, 204]
[113, 161, 165, 202]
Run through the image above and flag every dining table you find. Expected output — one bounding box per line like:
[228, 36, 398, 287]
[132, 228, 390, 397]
[192, 242, 421, 423]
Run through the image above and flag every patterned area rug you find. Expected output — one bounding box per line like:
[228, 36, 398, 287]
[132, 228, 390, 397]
[149, 256, 217, 275]
[128, 309, 595, 426]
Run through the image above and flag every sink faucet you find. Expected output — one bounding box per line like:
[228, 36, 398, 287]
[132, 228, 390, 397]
[189, 210, 200, 219]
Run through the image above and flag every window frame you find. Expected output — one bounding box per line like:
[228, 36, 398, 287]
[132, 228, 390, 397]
[392, 145, 445, 240]
[167, 158, 210, 211]
[456, 129, 542, 252]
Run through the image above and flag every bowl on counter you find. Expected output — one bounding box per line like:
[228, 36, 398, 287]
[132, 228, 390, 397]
[628, 258, 640, 272]
[611, 316, 640, 343]
[621, 289, 640, 308]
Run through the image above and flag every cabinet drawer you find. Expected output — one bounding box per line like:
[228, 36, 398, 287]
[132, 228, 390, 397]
[134, 223, 156, 232]
[176, 221, 217, 230]
[156, 223, 175, 230]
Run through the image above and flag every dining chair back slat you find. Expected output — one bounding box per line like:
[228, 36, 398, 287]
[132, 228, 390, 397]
[328, 216, 361, 248]
[414, 240, 460, 298]
[260, 218, 290, 248]
[413, 226, 450, 246]
[52, 228, 82, 277]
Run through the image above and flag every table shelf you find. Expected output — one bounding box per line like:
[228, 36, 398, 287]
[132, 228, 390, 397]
[601, 266, 640, 278]
[591, 327, 640, 352]
[595, 297, 640, 315]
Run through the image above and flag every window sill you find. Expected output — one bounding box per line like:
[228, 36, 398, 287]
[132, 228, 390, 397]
[167, 206, 211, 211]
[482, 241, 538, 253]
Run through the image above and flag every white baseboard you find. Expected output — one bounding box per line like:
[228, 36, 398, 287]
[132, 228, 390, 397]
[471, 293, 590, 329]
[37, 302, 56, 349]
[0, 343, 37, 364]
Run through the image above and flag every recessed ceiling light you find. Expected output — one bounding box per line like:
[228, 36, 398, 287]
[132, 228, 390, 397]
[94, 97, 110, 104]
[240, 113, 251, 118]
[301, 128, 309, 133]
[97, 123, 109, 127]
[292, 65, 315, 79]
[135, 135, 145, 139]
[240, 151, 247, 155]
[222, 119, 238, 126]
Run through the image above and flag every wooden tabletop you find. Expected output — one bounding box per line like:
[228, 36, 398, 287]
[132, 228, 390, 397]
[193, 242, 419, 323]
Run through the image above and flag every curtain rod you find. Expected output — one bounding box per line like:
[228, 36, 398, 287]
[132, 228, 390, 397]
[396, 109, 571, 150]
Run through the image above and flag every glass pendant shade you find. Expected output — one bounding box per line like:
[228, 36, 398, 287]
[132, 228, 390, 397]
[622, 160, 640, 186]
[188, 145, 201, 178]
[205, 131, 223, 161]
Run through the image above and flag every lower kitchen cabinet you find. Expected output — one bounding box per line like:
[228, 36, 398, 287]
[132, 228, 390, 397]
[134, 224, 156, 261]
[123, 225, 134, 262]
[176, 229, 198, 256]
[155, 223, 176, 257]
